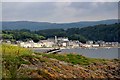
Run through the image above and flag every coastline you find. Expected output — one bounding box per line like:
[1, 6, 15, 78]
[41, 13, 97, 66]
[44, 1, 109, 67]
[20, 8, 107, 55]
[30, 46, 120, 50]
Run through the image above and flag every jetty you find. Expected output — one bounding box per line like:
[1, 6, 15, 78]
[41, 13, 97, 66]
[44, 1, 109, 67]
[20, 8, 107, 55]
[45, 48, 61, 54]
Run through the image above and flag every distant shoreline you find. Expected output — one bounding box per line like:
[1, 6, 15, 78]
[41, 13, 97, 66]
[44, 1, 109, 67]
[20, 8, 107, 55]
[30, 47, 120, 50]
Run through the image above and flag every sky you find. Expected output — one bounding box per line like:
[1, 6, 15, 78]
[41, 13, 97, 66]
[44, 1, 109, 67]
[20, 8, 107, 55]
[2, 2, 118, 23]
[1, 0, 119, 2]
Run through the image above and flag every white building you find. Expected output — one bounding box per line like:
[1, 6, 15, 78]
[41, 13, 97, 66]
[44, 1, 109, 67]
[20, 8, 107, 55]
[57, 37, 69, 47]
[82, 44, 92, 48]
[20, 42, 33, 48]
[69, 41, 80, 48]
[33, 43, 43, 48]
[19, 39, 55, 48]
[92, 44, 99, 47]
[40, 40, 55, 47]
[86, 41, 93, 45]
[111, 42, 118, 47]
[57, 37, 69, 42]
[97, 41, 106, 47]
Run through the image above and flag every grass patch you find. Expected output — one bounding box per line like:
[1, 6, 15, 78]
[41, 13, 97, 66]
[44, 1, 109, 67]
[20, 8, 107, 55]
[2, 44, 33, 78]
[40, 53, 91, 65]
[2, 43, 32, 56]
[38, 53, 111, 66]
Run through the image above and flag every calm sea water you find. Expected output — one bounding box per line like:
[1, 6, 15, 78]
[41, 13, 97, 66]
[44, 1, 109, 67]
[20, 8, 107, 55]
[32, 48, 119, 59]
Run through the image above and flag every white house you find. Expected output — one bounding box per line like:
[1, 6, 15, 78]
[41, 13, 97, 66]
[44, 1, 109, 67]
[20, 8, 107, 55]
[86, 41, 93, 45]
[92, 44, 99, 47]
[33, 43, 43, 48]
[69, 41, 80, 48]
[40, 40, 55, 47]
[82, 44, 92, 48]
[57, 37, 69, 42]
[20, 42, 33, 48]
[57, 37, 69, 47]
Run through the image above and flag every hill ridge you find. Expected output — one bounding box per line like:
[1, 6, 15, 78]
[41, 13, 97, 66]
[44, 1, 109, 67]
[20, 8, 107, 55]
[2, 19, 118, 31]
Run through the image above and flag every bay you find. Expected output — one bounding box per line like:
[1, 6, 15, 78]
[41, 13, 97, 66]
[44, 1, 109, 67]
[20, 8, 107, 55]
[32, 48, 119, 59]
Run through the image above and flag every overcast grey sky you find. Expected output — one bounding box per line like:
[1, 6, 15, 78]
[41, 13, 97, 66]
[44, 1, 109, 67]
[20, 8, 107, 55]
[2, 2, 118, 23]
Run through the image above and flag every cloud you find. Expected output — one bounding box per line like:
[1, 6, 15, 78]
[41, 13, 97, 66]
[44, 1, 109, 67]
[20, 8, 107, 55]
[68, 2, 118, 19]
[1, 0, 119, 2]
[2, 2, 57, 21]
[2, 2, 118, 23]
[0, 3, 2, 20]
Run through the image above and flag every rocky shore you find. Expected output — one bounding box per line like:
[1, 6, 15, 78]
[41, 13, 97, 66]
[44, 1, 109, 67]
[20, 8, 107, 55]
[9, 53, 120, 80]
[2, 44, 120, 79]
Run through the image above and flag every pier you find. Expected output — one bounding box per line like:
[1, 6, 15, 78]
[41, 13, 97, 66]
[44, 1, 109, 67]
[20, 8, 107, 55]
[45, 48, 61, 54]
